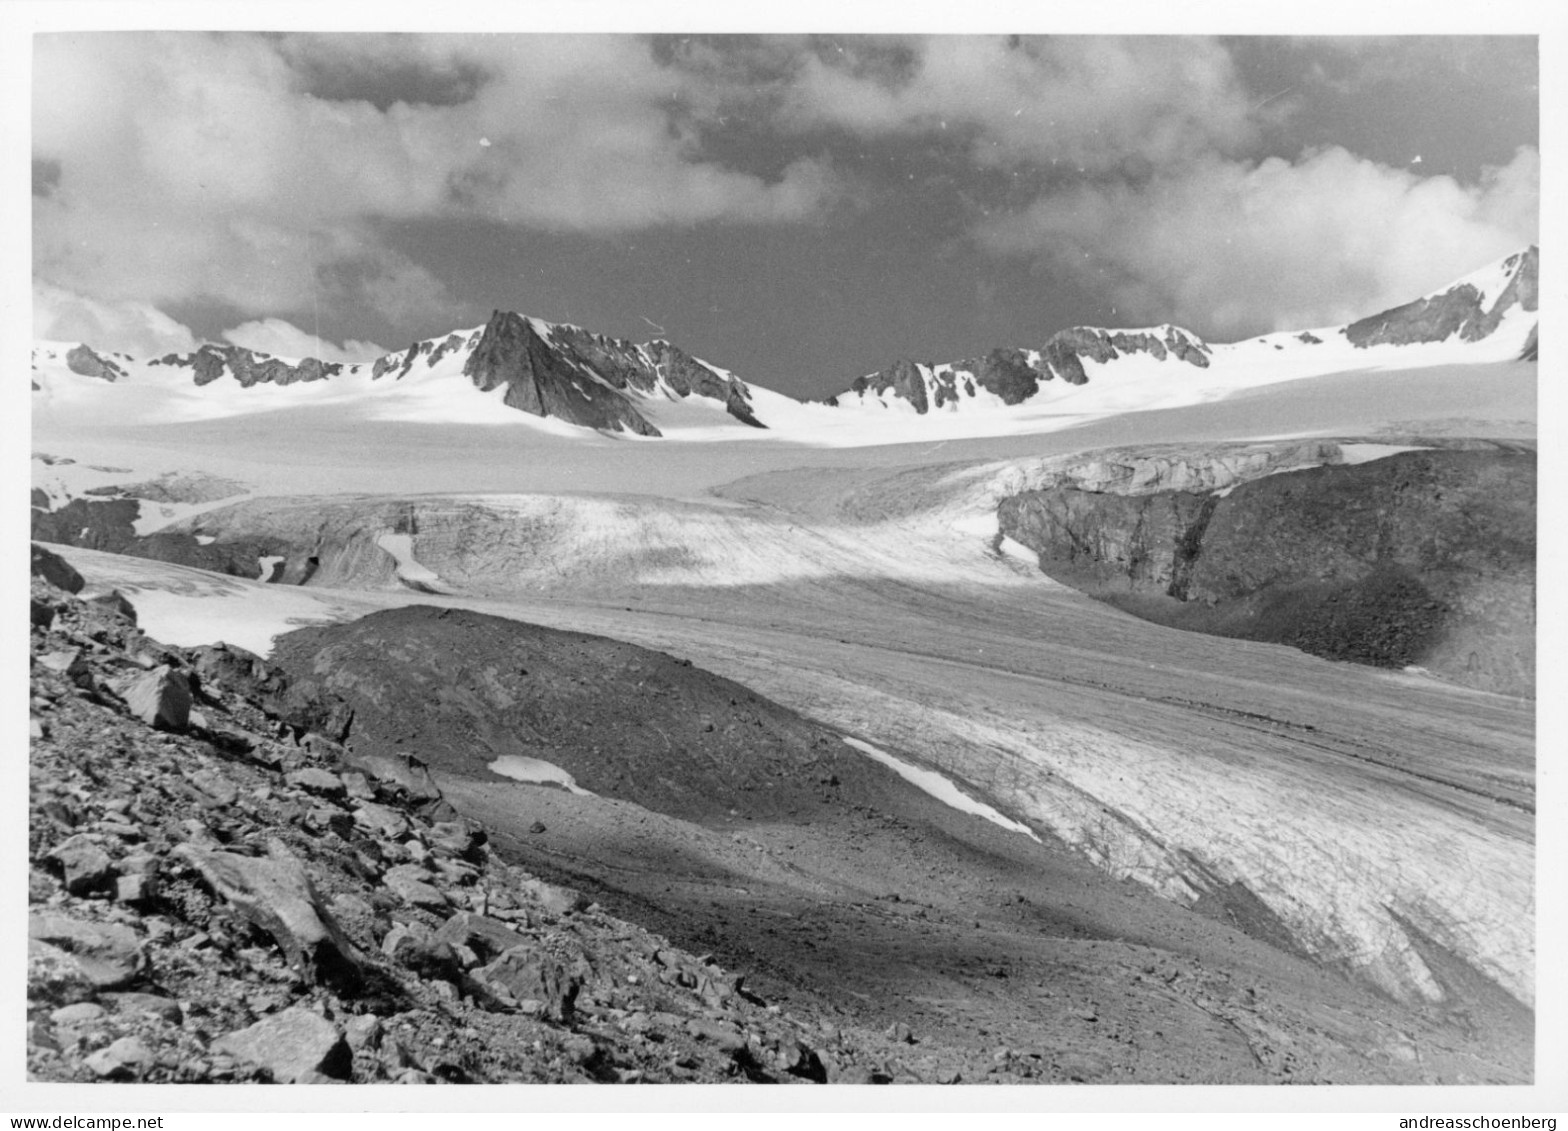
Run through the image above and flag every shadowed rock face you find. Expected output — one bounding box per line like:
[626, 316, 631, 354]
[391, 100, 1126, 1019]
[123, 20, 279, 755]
[1344, 246, 1538, 349]
[1000, 450, 1535, 695]
[463, 311, 662, 436]
[461, 312, 762, 435]
[30, 493, 294, 582]
[850, 358, 930, 412]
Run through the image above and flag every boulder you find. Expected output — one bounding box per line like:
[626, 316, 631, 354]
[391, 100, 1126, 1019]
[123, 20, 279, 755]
[115, 872, 157, 905]
[469, 946, 581, 1020]
[519, 877, 587, 917]
[31, 596, 58, 630]
[28, 912, 146, 998]
[341, 750, 442, 801]
[351, 802, 411, 839]
[46, 834, 115, 895]
[50, 1002, 106, 1026]
[427, 819, 485, 858]
[381, 924, 462, 982]
[214, 1007, 352, 1083]
[686, 1017, 746, 1053]
[85, 1035, 154, 1080]
[123, 666, 193, 731]
[85, 588, 139, 625]
[383, 865, 449, 911]
[102, 991, 182, 1023]
[433, 911, 527, 966]
[285, 767, 347, 800]
[31, 544, 85, 593]
[343, 1015, 383, 1055]
[174, 839, 362, 989]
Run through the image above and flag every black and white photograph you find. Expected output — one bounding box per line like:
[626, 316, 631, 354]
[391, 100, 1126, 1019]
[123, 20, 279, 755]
[7, 2, 1559, 1121]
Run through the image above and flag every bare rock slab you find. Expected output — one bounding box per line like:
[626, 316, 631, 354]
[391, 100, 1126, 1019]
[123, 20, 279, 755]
[123, 666, 192, 731]
[28, 913, 146, 999]
[470, 946, 581, 1020]
[383, 864, 449, 911]
[214, 1007, 351, 1082]
[174, 838, 361, 988]
[46, 834, 115, 895]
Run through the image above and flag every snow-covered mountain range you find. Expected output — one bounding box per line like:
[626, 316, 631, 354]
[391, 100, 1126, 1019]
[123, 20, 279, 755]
[31, 246, 1537, 446]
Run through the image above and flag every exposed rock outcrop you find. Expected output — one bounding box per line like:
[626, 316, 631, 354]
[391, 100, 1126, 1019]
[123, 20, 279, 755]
[1344, 246, 1538, 349]
[836, 325, 1211, 413]
[458, 312, 764, 435]
[462, 311, 662, 436]
[156, 345, 344, 387]
[65, 345, 127, 382]
[999, 449, 1535, 695]
[33, 545, 85, 594]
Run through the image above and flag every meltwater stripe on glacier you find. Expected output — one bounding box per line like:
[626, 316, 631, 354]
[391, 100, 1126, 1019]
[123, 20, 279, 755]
[842, 737, 1041, 842]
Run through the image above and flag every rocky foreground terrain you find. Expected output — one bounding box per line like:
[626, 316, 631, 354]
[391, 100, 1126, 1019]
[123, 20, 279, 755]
[26, 546, 909, 1085]
[29, 539, 1533, 1087]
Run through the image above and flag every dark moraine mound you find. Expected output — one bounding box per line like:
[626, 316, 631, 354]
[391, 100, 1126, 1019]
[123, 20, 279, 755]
[270, 606, 882, 822]
[998, 450, 1535, 695]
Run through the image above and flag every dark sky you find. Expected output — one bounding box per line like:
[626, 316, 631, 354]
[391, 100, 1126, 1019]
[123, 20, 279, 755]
[32, 32, 1538, 398]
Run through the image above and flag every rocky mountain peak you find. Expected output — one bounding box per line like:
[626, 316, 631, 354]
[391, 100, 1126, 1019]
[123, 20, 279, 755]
[461, 310, 764, 435]
[831, 322, 1213, 414]
[65, 345, 127, 382]
[1343, 245, 1538, 351]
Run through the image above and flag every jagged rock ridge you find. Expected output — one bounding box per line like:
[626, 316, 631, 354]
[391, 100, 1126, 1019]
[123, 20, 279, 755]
[151, 346, 346, 387]
[1343, 246, 1538, 351]
[460, 311, 764, 436]
[829, 325, 1211, 413]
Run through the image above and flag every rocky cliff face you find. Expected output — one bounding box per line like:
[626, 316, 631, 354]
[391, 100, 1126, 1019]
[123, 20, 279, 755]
[999, 449, 1535, 695]
[1344, 246, 1538, 350]
[460, 312, 763, 436]
[462, 312, 662, 436]
[833, 324, 1212, 412]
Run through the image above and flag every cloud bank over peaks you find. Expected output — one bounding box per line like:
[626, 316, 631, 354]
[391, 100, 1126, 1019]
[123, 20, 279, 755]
[31, 32, 836, 336]
[33, 281, 199, 358]
[35, 281, 388, 363]
[221, 319, 388, 363]
[974, 145, 1539, 340]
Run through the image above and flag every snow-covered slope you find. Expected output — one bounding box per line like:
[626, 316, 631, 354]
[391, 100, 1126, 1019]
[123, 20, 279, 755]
[824, 246, 1538, 427]
[30, 315, 766, 439]
[31, 247, 1537, 447]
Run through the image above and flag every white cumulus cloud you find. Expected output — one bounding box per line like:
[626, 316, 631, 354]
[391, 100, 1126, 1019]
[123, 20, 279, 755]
[221, 319, 388, 362]
[32, 31, 835, 331]
[776, 35, 1262, 174]
[974, 146, 1539, 338]
[33, 281, 200, 356]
